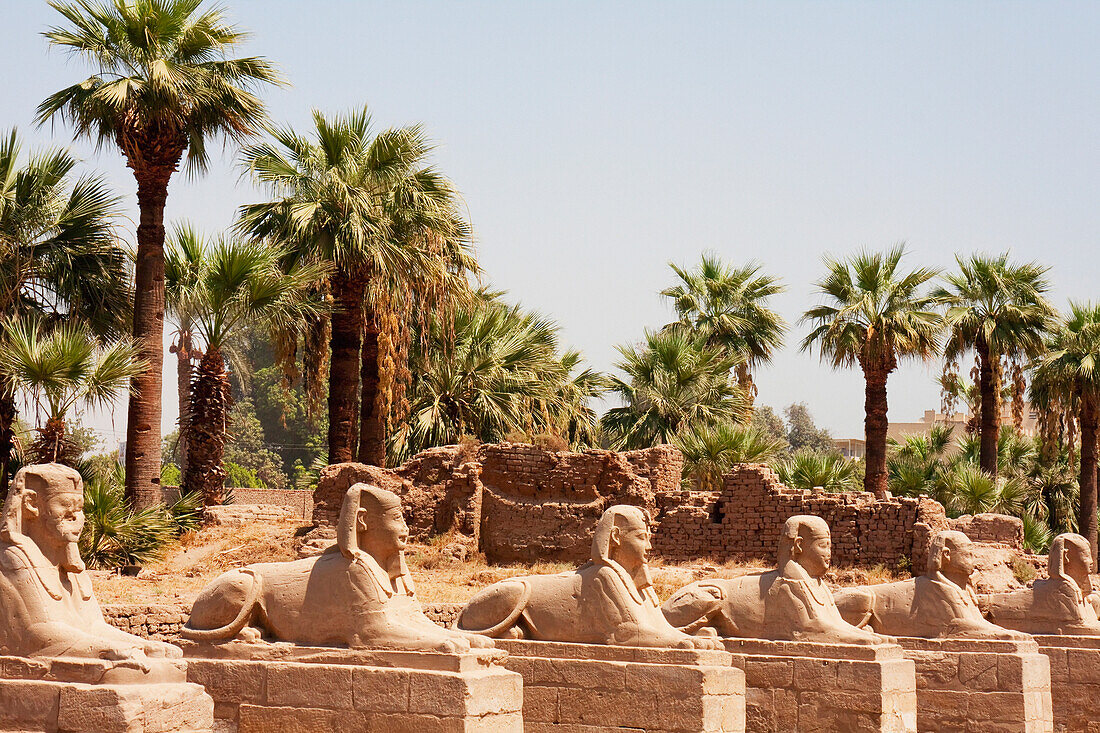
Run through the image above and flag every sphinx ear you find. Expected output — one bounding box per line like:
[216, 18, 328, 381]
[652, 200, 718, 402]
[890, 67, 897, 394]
[791, 535, 803, 556]
[356, 508, 369, 532]
[609, 525, 622, 546]
[22, 490, 40, 518]
[941, 547, 952, 566]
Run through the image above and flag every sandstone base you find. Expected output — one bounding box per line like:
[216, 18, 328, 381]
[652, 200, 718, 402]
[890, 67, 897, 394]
[0, 656, 214, 732]
[722, 638, 917, 733]
[181, 641, 523, 732]
[495, 639, 745, 732]
[1033, 635, 1100, 733]
[895, 637, 1053, 733]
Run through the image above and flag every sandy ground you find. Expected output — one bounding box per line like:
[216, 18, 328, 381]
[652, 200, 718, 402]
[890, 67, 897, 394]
[90, 518, 906, 608]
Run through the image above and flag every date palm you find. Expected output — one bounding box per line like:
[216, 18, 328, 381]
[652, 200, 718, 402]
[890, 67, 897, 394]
[0, 319, 144, 464]
[661, 254, 785, 408]
[238, 107, 476, 467]
[166, 226, 326, 504]
[0, 129, 128, 496]
[1030, 302, 1100, 562]
[601, 329, 749, 450]
[936, 253, 1055, 478]
[801, 246, 943, 498]
[38, 0, 282, 507]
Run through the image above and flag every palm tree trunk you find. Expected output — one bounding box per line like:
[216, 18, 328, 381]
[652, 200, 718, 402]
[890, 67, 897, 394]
[125, 177, 170, 508]
[357, 308, 386, 466]
[735, 363, 755, 411]
[862, 361, 890, 499]
[173, 331, 195, 481]
[0, 377, 15, 502]
[327, 270, 365, 464]
[976, 339, 999, 477]
[185, 347, 231, 505]
[1079, 396, 1099, 565]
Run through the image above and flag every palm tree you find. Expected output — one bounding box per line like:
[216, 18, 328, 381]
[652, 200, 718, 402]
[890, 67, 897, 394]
[801, 246, 943, 497]
[165, 227, 326, 504]
[771, 449, 861, 493]
[937, 253, 1055, 478]
[39, 0, 282, 507]
[661, 254, 785, 408]
[0, 319, 144, 464]
[238, 107, 477, 467]
[0, 128, 128, 495]
[601, 329, 749, 450]
[1030, 302, 1100, 562]
[676, 423, 787, 490]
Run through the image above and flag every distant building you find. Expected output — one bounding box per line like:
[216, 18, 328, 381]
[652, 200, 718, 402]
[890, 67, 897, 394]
[833, 403, 1039, 457]
[833, 438, 865, 459]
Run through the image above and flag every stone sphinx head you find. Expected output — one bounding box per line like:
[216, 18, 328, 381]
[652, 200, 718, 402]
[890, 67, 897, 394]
[338, 483, 409, 572]
[1049, 533, 1093, 593]
[778, 515, 832, 579]
[927, 530, 976, 586]
[592, 505, 651, 575]
[1, 463, 85, 573]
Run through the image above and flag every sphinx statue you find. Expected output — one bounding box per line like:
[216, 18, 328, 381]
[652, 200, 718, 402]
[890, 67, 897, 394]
[978, 532, 1100, 635]
[456, 504, 718, 649]
[662, 515, 889, 645]
[184, 483, 493, 652]
[0, 463, 181, 661]
[834, 530, 1029, 640]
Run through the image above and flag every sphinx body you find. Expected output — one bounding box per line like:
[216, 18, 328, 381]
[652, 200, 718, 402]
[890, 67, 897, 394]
[663, 515, 889, 645]
[979, 533, 1100, 635]
[457, 505, 717, 649]
[834, 530, 1028, 640]
[184, 484, 491, 652]
[0, 464, 180, 661]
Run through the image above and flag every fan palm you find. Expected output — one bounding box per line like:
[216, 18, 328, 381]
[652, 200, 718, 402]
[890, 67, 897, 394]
[936, 253, 1056, 478]
[771, 449, 861, 493]
[165, 226, 327, 504]
[1030, 302, 1100, 561]
[676, 423, 787, 490]
[601, 329, 749, 450]
[0, 128, 128, 495]
[661, 254, 785, 407]
[0, 319, 144, 464]
[801, 246, 944, 497]
[238, 107, 477, 467]
[39, 0, 283, 507]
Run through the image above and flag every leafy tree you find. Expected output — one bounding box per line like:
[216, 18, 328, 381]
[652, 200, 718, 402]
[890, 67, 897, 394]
[661, 254, 785, 407]
[937, 253, 1056, 478]
[749, 404, 789, 449]
[0, 129, 128, 496]
[40, 0, 283, 507]
[601, 329, 749, 450]
[783, 403, 833, 453]
[238, 106, 477, 467]
[222, 398, 288, 489]
[802, 246, 943, 497]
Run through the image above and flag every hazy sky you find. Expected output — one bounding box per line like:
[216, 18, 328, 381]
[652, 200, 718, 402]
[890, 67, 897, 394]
[3, 1, 1098, 451]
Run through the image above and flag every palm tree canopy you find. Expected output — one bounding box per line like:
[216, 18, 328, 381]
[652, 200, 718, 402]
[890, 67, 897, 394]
[601, 329, 749, 450]
[661, 253, 786, 365]
[1031, 302, 1100, 404]
[165, 224, 329, 352]
[801, 246, 943, 371]
[37, 0, 283, 174]
[0, 129, 130, 335]
[937, 252, 1056, 363]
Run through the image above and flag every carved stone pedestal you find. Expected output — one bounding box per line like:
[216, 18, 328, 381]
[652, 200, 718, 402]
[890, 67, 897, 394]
[495, 639, 745, 732]
[182, 641, 523, 733]
[721, 638, 917, 733]
[1033, 635, 1100, 733]
[0, 656, 214, 733]
[895, 637, 1053, 732]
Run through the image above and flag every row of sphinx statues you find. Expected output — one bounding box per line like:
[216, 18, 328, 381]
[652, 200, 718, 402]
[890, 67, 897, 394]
[1, 463, 1098, 666]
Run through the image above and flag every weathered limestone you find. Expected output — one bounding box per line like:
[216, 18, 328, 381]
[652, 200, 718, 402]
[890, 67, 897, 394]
[1032, 634, 1100, 733]
[496, 639, 744, 732]
[458, 504, 719, 649]
[183, 640, 522, 732]
[185, 483, 493, 652]
[0, 464, 214, 732]
[723, 639, 916, 733]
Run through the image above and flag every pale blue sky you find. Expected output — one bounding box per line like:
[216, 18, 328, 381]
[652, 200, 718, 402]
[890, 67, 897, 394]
[3, 1, 1098, 448]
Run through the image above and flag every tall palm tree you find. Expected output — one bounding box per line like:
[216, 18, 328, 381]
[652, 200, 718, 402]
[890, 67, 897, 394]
[0, 319, 143, 464]
[601, 329, 749, 450]
[661, 254, 785, 408]
[238, 107, 476, 467]
[801, 246, 943, 497]
[0, 128, 128, 496]
[1030, 302, 1100, 562]
[937, 253, 1055, 478]
[165, 227, 326, 504]
[39, 0, 282, 507]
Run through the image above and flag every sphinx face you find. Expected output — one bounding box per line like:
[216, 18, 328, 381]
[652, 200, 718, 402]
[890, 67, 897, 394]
[33, 490, 85, 545]
[944, 539, 976, 578]
[799, 533, 832, 578]
[1065, 539, 1094, 580]
[370, 506, 409, 552]
[612, 518, 651, 571]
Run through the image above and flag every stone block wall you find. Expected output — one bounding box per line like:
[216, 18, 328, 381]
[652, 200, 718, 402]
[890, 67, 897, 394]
[162, 486, 313, 519]
[101, 604, 189, 642]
